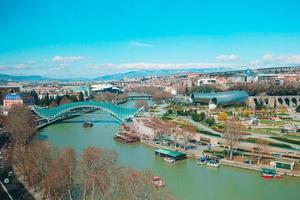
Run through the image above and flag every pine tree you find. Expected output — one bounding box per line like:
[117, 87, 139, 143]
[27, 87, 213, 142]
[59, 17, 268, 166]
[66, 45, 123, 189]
[78, 91, 85, 102]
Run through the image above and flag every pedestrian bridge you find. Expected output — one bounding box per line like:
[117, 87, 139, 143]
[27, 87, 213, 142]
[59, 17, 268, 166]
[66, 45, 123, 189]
[127, 92, 152, 100]
[32, 101, 139, 123]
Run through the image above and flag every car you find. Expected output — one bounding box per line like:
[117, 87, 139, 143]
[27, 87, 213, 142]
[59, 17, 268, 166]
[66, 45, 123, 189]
[8, 171, 13, 177]
[3, 178, 9, 184]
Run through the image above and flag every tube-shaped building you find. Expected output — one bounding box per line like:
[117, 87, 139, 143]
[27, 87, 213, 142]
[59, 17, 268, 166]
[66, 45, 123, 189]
[191, 91, 249, 109]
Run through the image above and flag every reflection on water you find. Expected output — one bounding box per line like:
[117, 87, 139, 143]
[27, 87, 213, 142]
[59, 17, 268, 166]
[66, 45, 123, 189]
[35, 134, 48, 141]
[59, 120, 119, 124]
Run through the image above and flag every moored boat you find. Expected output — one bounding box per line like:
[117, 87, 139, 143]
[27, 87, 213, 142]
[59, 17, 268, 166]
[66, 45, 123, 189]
[260, 168, 276, 179]
[262, 173, 274, 178]
[164, 157, 175, 163]
[207, 160, 220, 168]
[82, 121, 93, 127]
[114, 133, 140, 143]
[152, 176, 165, 188]
[197, 156, 208, 165]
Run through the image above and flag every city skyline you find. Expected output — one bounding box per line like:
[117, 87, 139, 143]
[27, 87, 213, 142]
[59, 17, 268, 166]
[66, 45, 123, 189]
[1, 0, 300, 78]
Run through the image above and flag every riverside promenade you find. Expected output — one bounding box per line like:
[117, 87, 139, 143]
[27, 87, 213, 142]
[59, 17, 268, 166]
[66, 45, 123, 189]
[140, 139, 300, 178]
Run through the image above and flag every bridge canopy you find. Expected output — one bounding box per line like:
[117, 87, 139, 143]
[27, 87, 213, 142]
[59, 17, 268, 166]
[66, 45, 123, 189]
[32, 101, 139, 123]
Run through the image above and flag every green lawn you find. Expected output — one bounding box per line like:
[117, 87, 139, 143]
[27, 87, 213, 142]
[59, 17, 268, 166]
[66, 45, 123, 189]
[270, 136, 300, 145]
[250, 127, 281, 135]
[259, 119, 291, 126]
[197, 128, 222, 137]
[241, 138, 294, 149]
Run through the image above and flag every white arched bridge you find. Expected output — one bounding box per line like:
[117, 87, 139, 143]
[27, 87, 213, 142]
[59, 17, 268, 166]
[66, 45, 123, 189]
[32, 101, 140, 124]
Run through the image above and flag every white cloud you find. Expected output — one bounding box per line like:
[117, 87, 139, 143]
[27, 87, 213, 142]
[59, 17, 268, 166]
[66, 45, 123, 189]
[250, 54, 300, 67]
[262, 54, 300, 64]
[91, 62, 234, 71]
[130, 42, 154, 47]
[216, 54, 239, 62]
[52, 55, 83, 62]
[0, 63, 32, 71]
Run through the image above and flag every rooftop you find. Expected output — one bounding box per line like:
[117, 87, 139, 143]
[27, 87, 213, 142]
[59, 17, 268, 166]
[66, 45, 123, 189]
[4, 93, 22, 100]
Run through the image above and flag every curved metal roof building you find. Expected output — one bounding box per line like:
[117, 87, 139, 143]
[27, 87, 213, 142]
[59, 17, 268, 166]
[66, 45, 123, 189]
[191, 91, 249, 108]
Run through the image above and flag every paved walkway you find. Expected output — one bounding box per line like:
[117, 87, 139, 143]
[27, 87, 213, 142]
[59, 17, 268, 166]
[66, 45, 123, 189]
[249, 133, 300, 150]
[178, 116, 222, 137]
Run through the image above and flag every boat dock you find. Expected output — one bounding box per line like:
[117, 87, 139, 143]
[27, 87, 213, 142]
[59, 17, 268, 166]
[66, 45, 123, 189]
[114, 133, 140, 143]
[155, 148, 187, 161]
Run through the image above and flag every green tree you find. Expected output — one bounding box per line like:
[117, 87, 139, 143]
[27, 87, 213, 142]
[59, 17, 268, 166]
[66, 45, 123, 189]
[296, 105, 300, 113]
[191, 113, 199, 122]
[30, 90, 39, 105]
[40, 93, 50, 106]
[205, 118, 215, 127]
[184, 86, 189, 96]
[78, 91, 85, 102]
[199, 112, 206, 121]
[69, 95, 78, 102]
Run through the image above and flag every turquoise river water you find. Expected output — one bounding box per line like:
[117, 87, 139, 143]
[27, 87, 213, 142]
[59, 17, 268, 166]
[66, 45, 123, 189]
[37, 101, 300, 200]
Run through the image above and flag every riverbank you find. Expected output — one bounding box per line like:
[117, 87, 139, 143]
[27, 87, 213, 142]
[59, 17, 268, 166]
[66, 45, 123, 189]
[220, 159, 300, 177]
[140, 139, 300, 178]
[37, 111, 300, 200]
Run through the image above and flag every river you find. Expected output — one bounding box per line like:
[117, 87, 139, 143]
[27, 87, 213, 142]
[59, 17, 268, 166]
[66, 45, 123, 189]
[37, 100, 300, 200]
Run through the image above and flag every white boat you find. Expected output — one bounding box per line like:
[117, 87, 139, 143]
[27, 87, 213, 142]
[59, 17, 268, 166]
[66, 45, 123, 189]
[152, 176, 165, 188]
[197, 160, 207, 165]
[164, 157, 175, 163]
[207, 160, 219, 168]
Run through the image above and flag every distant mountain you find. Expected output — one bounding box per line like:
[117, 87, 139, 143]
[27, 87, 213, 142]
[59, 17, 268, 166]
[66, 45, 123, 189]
[0, 74, 50, 82]
[0, 67, 235, 82]
[94, 68, 235, 81]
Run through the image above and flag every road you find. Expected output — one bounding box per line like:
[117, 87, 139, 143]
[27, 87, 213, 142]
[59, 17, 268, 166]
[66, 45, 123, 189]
[0, 134, 35, 200]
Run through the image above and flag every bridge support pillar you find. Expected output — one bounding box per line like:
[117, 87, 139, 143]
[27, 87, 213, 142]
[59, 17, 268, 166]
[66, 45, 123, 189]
[268, 97, 275, 108]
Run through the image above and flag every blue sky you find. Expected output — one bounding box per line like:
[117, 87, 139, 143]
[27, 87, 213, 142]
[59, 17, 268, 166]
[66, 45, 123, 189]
[1, 0, 300, 78]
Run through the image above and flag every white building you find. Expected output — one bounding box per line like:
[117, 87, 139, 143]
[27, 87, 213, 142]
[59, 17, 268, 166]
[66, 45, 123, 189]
[196, 78, 218, 86]
[91, 84, 124, 93]
[131, 118, 156, 139]
[164, 86, 177, 95]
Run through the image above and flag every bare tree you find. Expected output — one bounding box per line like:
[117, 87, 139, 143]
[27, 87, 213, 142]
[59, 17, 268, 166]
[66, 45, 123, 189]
[94, 93, 118, 102]
[5, 105, 36, 146]
[255, 140, 269, 165]
[135, 100, 149, 109]
[13, 141, 52, 193]
[79, 146, 102, 200]
[224, 121, 247, 160]
[121, 168, 174, 200]
[0, 114, 5, 127]
[49, 100, 58, 107]
[58, 147, 77, 200]
[59, 96, 71, 105]
[102, 93, 117, 102]
[31, 141, 52, 181]
[43, 155, 68, 199]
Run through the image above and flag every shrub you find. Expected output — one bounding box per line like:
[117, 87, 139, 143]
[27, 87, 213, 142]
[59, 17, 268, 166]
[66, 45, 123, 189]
[199, 112, 206, 121]
[191, 113, 199, 122]
[205, 118, 215, 127]
[218, 112, 228, 121]
[270, 136, 300, 145]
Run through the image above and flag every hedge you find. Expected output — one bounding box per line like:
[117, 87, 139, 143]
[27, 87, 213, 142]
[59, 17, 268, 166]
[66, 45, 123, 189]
[270, 136, 300, 145]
